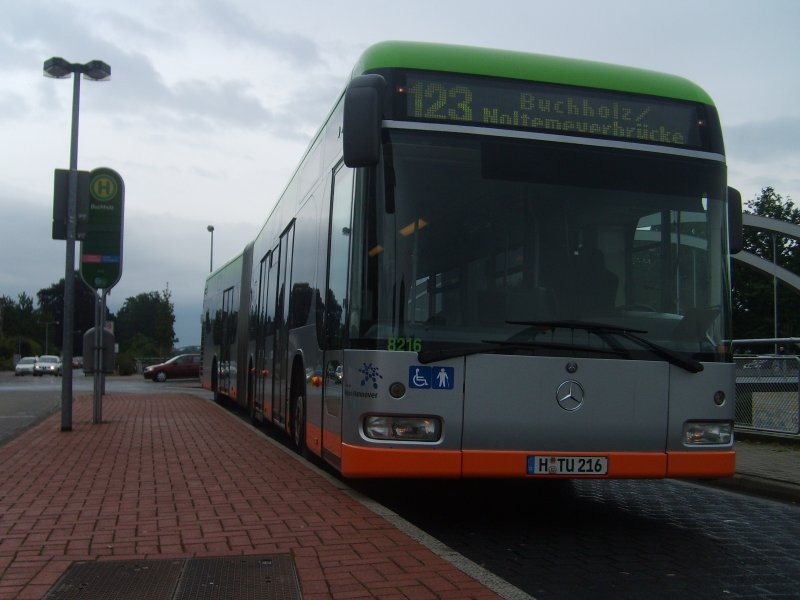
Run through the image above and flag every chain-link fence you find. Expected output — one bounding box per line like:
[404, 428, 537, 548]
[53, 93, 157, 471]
[733, 348, 800, 435]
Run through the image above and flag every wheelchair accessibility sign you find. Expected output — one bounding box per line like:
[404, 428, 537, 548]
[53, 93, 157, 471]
[408, 366, 455, 390]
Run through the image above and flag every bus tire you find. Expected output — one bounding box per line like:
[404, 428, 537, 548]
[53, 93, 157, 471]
[211, 359, 223, 404]
[247, 359, 256, 423]
[291, 394, 307, 456]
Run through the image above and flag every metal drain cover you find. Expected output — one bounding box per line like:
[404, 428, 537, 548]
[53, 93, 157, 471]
[43, 559, 185, 600]
[176, 555, 302, 600]
[44, 554, 302, 600]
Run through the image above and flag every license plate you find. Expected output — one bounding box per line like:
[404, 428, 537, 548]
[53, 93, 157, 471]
[527, 455, 608, 476]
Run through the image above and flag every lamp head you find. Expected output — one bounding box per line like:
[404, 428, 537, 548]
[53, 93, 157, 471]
[43, 57, 73, 79]
[82, 60, 111, 81]
[43, 58, 111, 81]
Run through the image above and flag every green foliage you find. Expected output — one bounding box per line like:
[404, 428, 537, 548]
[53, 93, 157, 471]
[36, 273, 101, 356]
[154, 288, 177, 356]
[1, 279, 176, 371]
[732, 187, 800, 341]
[0, 336, 42, 369]
[115, 352, 136, 376]
[742, 186, 800, 263]
[1, 293, 39, 340]
[0, 293, 47, 367]
[125, 333, 160, 357]
[114, 288, 176, 356]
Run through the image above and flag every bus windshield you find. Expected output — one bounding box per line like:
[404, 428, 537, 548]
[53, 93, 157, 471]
[349, 130, 730, 363]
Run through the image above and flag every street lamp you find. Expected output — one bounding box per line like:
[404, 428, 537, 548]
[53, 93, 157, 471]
[44, 57, 110, 432]
[44, 320, 60, 355]
[207, 225, 215, 272]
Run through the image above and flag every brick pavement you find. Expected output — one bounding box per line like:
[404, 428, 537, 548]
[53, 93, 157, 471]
[0, 394, 505, 600]
[734, 435, 800, 486]
[708, 434, 800, 504]
[2, 392, 798, 599]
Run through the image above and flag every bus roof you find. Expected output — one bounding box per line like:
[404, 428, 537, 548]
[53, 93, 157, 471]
[352, 41, 714, 106]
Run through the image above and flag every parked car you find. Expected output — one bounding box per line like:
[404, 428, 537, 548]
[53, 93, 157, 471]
[14, 356, 37, 376]
[33, 355, 62, 376]
[143, 354, 201, 382]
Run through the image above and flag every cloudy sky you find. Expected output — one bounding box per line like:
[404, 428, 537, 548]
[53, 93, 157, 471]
[2, 0, 798, 347]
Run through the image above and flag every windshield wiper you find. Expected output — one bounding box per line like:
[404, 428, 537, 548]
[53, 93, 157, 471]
[417, 339, 625, 364]
[507, 320, 704, 373]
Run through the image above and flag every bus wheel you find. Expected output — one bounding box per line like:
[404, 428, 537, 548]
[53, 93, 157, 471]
[292, 394, 307, 456]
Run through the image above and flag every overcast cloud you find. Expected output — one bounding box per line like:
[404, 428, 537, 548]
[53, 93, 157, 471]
[1, 0, 798, 346]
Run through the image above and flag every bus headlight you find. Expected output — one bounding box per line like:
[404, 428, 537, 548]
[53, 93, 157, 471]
[363, 415, 441, 442]
[683, 421, 733, 445]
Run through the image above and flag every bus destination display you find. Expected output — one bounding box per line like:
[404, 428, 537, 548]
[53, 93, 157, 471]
[403, 72, 706, 148]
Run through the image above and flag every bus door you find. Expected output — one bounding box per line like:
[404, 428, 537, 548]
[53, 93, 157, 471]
[253, 251, 273, 420]
[322, 164, 354, 465]
[219, 286, 235, 396]
[272, 223, 295, 428]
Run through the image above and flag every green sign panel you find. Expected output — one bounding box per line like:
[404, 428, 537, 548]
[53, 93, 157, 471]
[80, 167, 124, 291]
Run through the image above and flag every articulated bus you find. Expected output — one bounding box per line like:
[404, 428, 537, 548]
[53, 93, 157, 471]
[201, 41, 743, 479]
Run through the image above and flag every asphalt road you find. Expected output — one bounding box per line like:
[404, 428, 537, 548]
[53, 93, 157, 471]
[350, 475, 800, 599]
[0, 372, 209, 445]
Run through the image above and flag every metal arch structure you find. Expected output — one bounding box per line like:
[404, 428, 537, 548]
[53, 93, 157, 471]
[733, 214, 800, 293]
[743, 214, 800, 241]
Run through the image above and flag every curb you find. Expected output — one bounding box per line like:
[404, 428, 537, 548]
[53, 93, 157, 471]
[696, 473, 800, 505]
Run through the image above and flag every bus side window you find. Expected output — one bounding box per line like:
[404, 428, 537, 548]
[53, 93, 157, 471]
[325, 165, 354, 349]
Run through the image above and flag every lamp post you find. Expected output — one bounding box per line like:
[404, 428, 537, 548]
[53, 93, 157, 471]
[45, 320, 60, 355]
[207, 225, 215, 272]
[44, 57, 110, 432]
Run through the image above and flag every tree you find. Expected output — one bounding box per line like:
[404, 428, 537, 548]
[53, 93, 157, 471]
[732, 187, 800, 341]
[115, 288, 176, 356]
[154, 288, 177, 356]
[1, 279, 179, 371]
[0, 293, 38, 339]
[0, 294, 43, 366]
[36, 272, 103, 356]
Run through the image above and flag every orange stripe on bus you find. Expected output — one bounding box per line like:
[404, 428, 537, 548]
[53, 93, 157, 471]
[305, 421, 323, 457]
[667, 450, 735, 477]
[340, 444, 462, 478]
[323, 431, 342, 460]
[338, 447, 735, 479]
[463, 451, 668, 478]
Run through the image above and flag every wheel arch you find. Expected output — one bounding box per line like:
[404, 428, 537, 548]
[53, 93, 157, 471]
[289, 352, 306, 408]
[211, 356, 219, 389]
[247, 354, 255, 417]
[289, 353, 306, 425]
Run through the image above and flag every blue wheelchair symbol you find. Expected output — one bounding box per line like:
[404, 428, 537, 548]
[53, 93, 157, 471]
[408, 366, 454, 390]
[409, 366, 431, 389]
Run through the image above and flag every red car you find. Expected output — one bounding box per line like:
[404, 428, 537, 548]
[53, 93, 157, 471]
[143, 354, 201, 382]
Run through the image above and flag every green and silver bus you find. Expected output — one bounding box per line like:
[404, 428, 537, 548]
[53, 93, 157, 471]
[201, 41, 741, 478]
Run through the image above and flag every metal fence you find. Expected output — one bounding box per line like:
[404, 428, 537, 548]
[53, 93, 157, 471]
[733, 338, 800, 435]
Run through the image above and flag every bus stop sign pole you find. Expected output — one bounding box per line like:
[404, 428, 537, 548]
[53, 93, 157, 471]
[80, 167, 124, 423]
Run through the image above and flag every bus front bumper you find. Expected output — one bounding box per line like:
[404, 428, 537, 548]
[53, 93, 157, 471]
[339, 444, 736, 479]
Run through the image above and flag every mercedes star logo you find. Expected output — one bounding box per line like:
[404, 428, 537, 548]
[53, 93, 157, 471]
[556, 380, 585, 411]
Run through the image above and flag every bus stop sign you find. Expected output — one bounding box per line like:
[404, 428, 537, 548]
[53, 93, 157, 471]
[80, 167, 125, 291]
